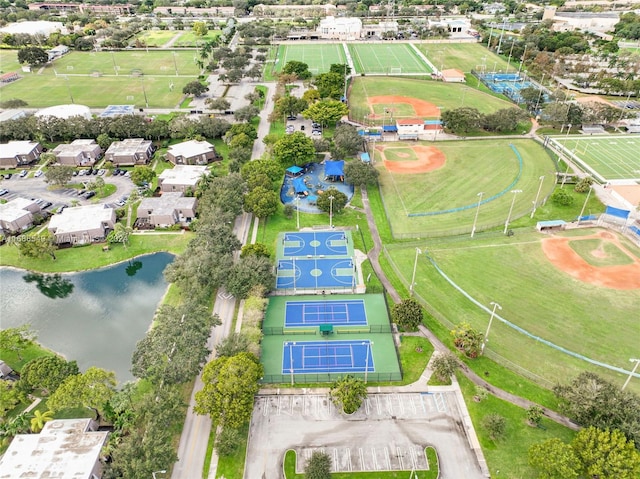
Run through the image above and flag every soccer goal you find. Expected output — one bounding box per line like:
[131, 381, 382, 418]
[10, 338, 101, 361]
[309, 68, 319, 76]
[389, 67, 402, 75]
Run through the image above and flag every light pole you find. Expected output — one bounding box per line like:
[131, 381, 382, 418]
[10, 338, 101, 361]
[471, 191, 484, 238]
[329, 195, 335, 229]
[481, 302, 502, 355]
[410, 247, 422, 296]
[364, 341, 373, 383]
[530, 176, 545, 219]
[504, 189, 522, 234]
[288, 342, 296, 386]
[577, 184, 593, 225]
[172, 50, 179, 76]
[152, 471, 166, 479]
[295, 196, 300, 230]
[622, 359, 640, 390]
[140, 76, 149, 108]
[64, 75, 74, 104]
[534, 73, 545, 113]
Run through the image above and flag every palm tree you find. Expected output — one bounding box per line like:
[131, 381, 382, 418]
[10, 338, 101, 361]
[30, 410, 54, 433]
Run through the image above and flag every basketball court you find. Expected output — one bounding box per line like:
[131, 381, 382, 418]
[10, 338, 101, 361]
[284, 299, 367, 327]
[282, 340, 374, 374]
[282, 231, 349, 257]
[276, 258, 356, 289]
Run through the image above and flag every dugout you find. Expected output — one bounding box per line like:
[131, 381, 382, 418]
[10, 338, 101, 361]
[536, 220, 566, 232]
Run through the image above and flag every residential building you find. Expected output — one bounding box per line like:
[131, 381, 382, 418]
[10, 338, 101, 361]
[317, 16, 362, 40]
[0, 109, 26, 123]
[484, 3, 506, 14]
[253, 3, 336, 17]
[137, 192, 197, 228]
[153, 5, 235, 16]
[48, 204, 116, 245]
[0, 140, 42, 168]
[47, 44, 69, 61]
[0, 418, 108, 479]
[52, 139, 102, 166]
[396, 118, 424, 140]
[166, 140, 218, 166]
[0, 198, 41, 233]
[158, 165, 209, 193]
[104, 138, 153, 166]
[28, 2, 134, 14]
[0, 360, 14, 378]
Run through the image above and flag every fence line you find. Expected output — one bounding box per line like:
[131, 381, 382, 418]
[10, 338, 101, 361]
[261, 372, 402, 384]
[263, 324, 392, 336]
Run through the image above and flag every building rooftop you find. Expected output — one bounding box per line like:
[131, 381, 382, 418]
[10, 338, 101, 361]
[0, 418, 108, 479]
[106, 138, 152, 156]
[0, 140, 40, 157]
[0, 110, 26, 123]
[0, 198, 38, 223]
[35, 104, 91, 120]
[167, 140, 215, 159]
[139, 192, 197, 216]
[159, 164, 209, 186]
[48, 204, 114, 235]
[397, 118, 425, 125]
[53, 139, 100, 155]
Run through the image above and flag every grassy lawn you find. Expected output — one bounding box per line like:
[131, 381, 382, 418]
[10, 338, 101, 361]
[174, 31, 222, 47]
[0, 341, 55, 372]
[215, 423, 249, 479]
[273, 43, 346, 75]
[348, 43, 431, 75]
[418, 43, 510, 73]
[0, 232, 192, 273]
[134, 30, 177, 47]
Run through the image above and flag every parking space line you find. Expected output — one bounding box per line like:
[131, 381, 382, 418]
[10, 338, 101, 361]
[410, 447, 418, 470]
[397, 446, 404, 470]
[358, 448, 365, 470]
[371, 447, 378, 471]
[385, 395, 393, 415]
[346, 448, 352, 472]
[384, 447, 391, 470]
[409, 395, 417, 415]
[376, 396, 382, 415]
[333, 448, 339, 472]
[396, 394, 405, 415]
[364, 397, 371, 415]
[435, 393, 447, 413]
[262, 398, 269, 416]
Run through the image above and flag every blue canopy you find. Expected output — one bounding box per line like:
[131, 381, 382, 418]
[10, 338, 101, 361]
[360, 152, 370, 163]
[286, 166, 303, 175]
[382, 125, 398, 132]
[293, 177, 308, 194]
[324, 160, 344, 177]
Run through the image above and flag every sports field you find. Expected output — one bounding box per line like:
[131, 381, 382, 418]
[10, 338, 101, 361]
[551, 135, 640, 181]
[0, 50, 200, 108]
[348, 43, 432, 75]
[273, 43, 346, 74]
[348, 77, 516, 124]
[418, 43, 510, 73]
[384, 228, 640, 393]
[375, 139, 556, 238]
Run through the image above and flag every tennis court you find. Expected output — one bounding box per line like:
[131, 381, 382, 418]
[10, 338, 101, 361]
[275, 43, 347, 74]
[550, 135, 640, 181]
[276, 258, 355, 289]
[282, 340, 374, 374]
[348, 43, 432, 75]
[283, 231, 349, 257]
[285, 299, 367, 327]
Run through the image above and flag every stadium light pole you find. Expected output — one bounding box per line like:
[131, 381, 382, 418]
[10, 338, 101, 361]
[577, 185, 593, 225]
[534, 73, 546, 113]
[471, 191, 484, 238]
[481, 302, 502, 355]
[172, 50, 179, 76]
[622, 358, 640, 390]
[329, 195, 335, 229]
[111, 51, 118, 76]
[504, 190, 522, 234]
[140, 76, 149, 109]
[295, 196, 300, 230]
[152, 471, 166, 479]
[530, 176, 545, 219]
[410, 247, 422, 297]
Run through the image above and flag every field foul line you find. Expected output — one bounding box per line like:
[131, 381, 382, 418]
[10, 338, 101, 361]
[427, 240, 542, 252]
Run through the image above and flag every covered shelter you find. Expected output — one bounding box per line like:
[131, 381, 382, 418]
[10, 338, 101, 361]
[286, 165, 304, 177]
[324, 160, 345, 182]
[360, 152, 370, 163]
[293, 177, 309, 196]
[536, 219, 566, 232]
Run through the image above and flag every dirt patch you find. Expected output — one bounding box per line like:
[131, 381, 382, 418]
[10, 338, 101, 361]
[380, 145, 446, 174]
[541, 231, 640, 290]
[590, 248, 607, 259]
[368, 95, 440, 118]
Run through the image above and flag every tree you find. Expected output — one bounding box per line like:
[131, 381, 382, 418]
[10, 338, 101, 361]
[431, 352, 458, 383]
[225, 255, 275, 299]
[240, 159, 283, 184]
[44, 165, 75, 186]
[0, 325, 36, 361]
[272, 95, 307, 120]
[273, 132, 316, 167]
[20, 355, 79, 395]
[17, 46, 48, 66]
[314, 72, 345, 100]
[520, 86, 546, 110]
[130, 165, 156, 186]
[107, 223, 132, 248]
[305, 451, 332, 479]
[482, 108, 529, 132]
[243, 186, 279, 219]
[482, 413, 507, 440]
[194, 353, 263, 428]
[551, 189, 575, 206]
[0, 381, 22, 418]
[303, 100, 349, 126]
[344, 161, 379, 188]
[282, 60, 311, 79]
[332, 124, 363, 158]
[316, 188, 348, 217]
[330, 63, 351, 76]
[442, 107, 483, 133]
[240, 242, 270, 258]
[574, 176, 593, 193]
[215, 427, 243, 456]
[572, 427, 640, 479]
[29, 409, 54, 433]
[183, 81, 208, 97]
[234, 105, 259, 122]
[528, 438, 581, 479]
[526, 405, 544, 427]
[302, 89, 321, 104]
[206, 97, 231, 111]
[10, 232, 57, 260]
[193, 21, 208, 37]
[450, 322, 483, 358]
[215, 332, 251, 358]
[47, 367, 117, 419]
[391, 298, 423, 331]
[330, 375, 368, 414]
[88, 176, 105, 192]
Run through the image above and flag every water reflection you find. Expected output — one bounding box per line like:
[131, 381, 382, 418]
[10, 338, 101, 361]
[125, 260, 143, 277]
[23, 273, 74, 299]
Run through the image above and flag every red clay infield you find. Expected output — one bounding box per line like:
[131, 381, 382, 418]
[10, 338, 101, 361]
[379, 145, 446, 174]
[541, 230, 640, 290]
[368, 95, 440, 118]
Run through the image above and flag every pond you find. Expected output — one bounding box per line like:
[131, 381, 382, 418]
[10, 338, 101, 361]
[0, 252, 174, 383]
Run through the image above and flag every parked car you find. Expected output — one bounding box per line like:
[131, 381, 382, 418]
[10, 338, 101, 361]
[312, 122, 321, 129]
[113, 168, 121, 176]
[19, 170, 28, 178]
[287, 115, 297, 121]
[58, 205, 68, 214]
[78, 170, 87, 176]
[98, 169, 106, 176]
[300, 125, 305, 131]
[83, 191, 96, 199]
[41, 201, 52, 209]
[119, 169, 127, 176]
[0, 189, 8, 196]
[124, 171, 130, 177]
[77, 189, 87, 196]
[312, 130, 322, 136]
[92, 169, 99, 175]
[4, 173, 12, 180]
[72, 170, 79, 176]
[34, 170, 43, 178]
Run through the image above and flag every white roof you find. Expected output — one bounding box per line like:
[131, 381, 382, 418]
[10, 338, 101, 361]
[36, 104, 91, 120]
[319, 16, 362, 28]
[0, 140, 40, 157]
[139, 192, 197, 216]
[0, 198, 38, 223]
[0, 418, 108, 479]
[167, 140, 215, 159]
[0, 110, 26, 123]
[159, 164, 208, 186]
[0, 21, 66, 36]
[49, 204, 114, 235]
[53, 139, 100, 156]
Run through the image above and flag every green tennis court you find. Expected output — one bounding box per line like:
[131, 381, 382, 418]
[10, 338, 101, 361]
[348, 43, 432, 75]
[274, 44, 347, 74]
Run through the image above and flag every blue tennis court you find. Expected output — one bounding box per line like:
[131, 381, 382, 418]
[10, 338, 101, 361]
[283, 231, 348, 257]
[285, 299, 367, 327]
[282, 340, 374, 374]
[276, 258, 355, 289]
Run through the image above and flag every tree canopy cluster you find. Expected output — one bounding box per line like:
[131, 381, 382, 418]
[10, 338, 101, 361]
[442, 107, 529, 134]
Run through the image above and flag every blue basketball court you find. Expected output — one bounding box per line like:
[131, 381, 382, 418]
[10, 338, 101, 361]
[283, 232, 348, 257]
[285, 299, 367, 327]
[282, 340, 374, 374]
[276, 258, 355, 290]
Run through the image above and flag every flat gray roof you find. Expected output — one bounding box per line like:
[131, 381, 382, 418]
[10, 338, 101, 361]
[139, 192, 196, 216]
[48, 204, 114, 235]
[0, 198, 38, 223]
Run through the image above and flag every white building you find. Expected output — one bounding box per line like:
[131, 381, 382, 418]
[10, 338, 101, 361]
[396, 118, 424, 140]
[48, 204, 116, 244]
[158, 165, 209, 193]
[0, 20, 66, 36]
[35, 104, 92, 121]
[317, 16, 362, 40]
[166, 140, 218, 166]
[0, 418, 108, 479]
[543, 6, 620, 33]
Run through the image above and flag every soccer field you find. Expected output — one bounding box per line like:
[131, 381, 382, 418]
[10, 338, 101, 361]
[274, 43, 346, 74]
[551, 135, 640, 181]
[418, 43, 510, 73]
[348, 43, 432, 75]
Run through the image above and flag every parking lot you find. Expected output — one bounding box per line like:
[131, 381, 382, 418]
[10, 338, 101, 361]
[286, 115, 323, 137]
[244, 392, 485, 478]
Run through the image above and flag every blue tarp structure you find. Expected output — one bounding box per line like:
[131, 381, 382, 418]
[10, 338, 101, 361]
[325, 160, 345, 178]
[360, 152, 370, 163]
[286, 165, 303, 176]
[604, 205, 630, 219]
[293, 177, 308, 194]
[382, 125, 398, 132]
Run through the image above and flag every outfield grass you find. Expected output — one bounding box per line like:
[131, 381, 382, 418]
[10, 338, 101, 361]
[568, 238, 635, 266]
[418, 43, 510, 73]
[348, 43, 432, 75]
[348, 77, 516, 124]
[273, 43, 346, 75]
[174, 31, 222, 47]
[384, 228, 640, 394]
[375, 139, 556, 238]
[134, 30, 177, 47]
[0, 50, 201, 108]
